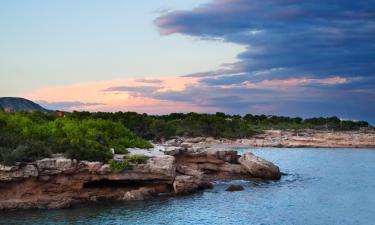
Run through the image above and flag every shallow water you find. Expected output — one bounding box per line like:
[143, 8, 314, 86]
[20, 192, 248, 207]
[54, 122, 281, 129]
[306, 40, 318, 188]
[1, 148, 375, 225]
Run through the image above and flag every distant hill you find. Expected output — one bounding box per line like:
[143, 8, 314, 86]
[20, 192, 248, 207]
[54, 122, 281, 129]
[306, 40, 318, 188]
[0, 97, 50, 112]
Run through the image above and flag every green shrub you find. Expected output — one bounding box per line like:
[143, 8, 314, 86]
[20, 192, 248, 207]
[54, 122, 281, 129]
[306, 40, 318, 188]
[127, 154, 147, 164]
[108, 159, 129, 172]
[113, 148, 129, 154]
[65, 146, 113, 162]
[0, 140, 52, 166]
[0, 111, 152, 165]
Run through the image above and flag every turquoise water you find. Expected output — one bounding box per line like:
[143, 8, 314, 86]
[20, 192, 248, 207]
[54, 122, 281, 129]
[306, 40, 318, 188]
[1, 148, 375, 225]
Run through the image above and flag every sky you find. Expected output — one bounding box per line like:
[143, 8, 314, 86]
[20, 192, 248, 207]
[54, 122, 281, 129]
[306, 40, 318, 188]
[0, 0, 374, 123]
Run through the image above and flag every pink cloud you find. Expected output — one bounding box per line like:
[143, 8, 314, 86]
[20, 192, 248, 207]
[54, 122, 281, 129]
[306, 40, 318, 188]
[24, 76, 216, 113]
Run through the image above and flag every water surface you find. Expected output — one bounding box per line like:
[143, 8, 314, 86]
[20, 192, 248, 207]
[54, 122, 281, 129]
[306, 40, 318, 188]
[1, 148, 375, 225]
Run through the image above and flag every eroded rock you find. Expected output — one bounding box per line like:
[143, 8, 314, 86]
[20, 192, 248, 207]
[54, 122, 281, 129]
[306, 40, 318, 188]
[0, 146, 281, 209]
[239, 152, 281, 180]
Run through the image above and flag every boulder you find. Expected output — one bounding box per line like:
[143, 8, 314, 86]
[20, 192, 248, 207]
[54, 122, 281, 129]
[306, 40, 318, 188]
[122, 187, 155, 201]
[198, 181, 214, 190]
[239, 152, 281, 180]
[173, 175, 201, 194]
[225, 184, 244, 192]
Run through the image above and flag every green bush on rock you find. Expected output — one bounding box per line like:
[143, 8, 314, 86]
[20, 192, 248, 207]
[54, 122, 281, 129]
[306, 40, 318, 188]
[127, 154, 147, 164]
[108, 159, 129, 172]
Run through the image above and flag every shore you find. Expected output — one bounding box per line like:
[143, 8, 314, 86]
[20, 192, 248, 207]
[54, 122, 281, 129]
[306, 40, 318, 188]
[1, 129, 374, 210]
[0, 145, 281, 210]
[169, 129, 375, 149]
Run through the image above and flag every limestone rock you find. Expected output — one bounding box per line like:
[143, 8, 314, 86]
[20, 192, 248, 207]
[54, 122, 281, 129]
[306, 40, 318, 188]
[239, 152, 281, 180]
[78, 161, 103, 173]
[36, 158, 76, 175]
[173, 175, 200, 194]
[107, 155, 176, 182]
[122, 187, 155, 201]
[0, 164, 38, 182]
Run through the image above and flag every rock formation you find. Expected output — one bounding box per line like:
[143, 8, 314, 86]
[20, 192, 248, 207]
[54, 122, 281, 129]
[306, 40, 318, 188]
[0, 147, 281, 210]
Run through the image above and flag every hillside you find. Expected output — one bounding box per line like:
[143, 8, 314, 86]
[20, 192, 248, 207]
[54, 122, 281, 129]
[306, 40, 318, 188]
[0, 97, 50, 112]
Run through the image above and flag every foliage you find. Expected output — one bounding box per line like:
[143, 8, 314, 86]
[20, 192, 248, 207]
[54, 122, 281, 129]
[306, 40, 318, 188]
[0, 110, 152, 165]
[108, 159, 129, 172]
[66, 111, 371, 141]
[127, 154, 147, 164]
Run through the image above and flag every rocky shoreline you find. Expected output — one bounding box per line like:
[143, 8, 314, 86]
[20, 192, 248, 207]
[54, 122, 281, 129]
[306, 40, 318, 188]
[0, 143, 281, 210]
[1, 129, 373, 210]
[176, 129, 375, 148]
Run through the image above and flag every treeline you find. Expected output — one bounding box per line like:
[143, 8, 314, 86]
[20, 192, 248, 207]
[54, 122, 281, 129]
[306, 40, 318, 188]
[0, 110, 370, 165]
[66, 111, 370, 140]
[0, 110, 152, 165]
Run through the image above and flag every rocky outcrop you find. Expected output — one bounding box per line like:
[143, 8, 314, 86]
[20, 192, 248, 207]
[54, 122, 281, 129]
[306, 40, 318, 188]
[0, 148, 281, 210]
[239, 152, 281, 180]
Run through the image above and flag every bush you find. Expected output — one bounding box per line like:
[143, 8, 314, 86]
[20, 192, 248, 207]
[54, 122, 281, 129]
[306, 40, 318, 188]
[0, 111, 153, 165]
[127, 154, 147, 164]
[0, 140, 52, 166]
[108, 159, 129, 172]
[113, 148, 129, 154]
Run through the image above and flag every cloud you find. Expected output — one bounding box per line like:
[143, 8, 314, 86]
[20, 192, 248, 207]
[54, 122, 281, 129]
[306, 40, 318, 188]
[156, 0, 375, 80]
[24, 73, 375, 123]
[134, 78, 163, 84]
[153, 0, 375, 122]
[103, 86, 161, 96]
[37, 101, 103, 111]
[20, 1, 375, 124]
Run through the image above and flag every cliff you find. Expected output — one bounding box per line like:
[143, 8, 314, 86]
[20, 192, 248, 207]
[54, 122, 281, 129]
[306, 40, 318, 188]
[0, 148, 281, 210]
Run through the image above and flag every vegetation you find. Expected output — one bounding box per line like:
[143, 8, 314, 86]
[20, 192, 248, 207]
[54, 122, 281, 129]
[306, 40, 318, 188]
[127, 154, 148, 164]
[108, 159, 129, 172]
[0, 110, 152, 165]
[0, 109, 371, 166]
[65, 111, 371, 140]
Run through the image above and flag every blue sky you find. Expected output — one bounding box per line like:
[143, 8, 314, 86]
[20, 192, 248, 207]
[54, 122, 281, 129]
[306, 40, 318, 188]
[1, 0, 374, 124]
[0, 0, 241, 94]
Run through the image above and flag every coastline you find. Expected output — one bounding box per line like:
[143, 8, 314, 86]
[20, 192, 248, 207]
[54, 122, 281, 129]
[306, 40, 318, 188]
[171, 129, 375, 149]
[1, 129, 374, 210]
[0, 145, 281, 210]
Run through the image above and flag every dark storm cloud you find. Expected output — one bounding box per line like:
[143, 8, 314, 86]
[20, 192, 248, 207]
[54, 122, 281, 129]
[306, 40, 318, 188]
[156, 0, 375, 79]
[153, 0, 375, 122]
